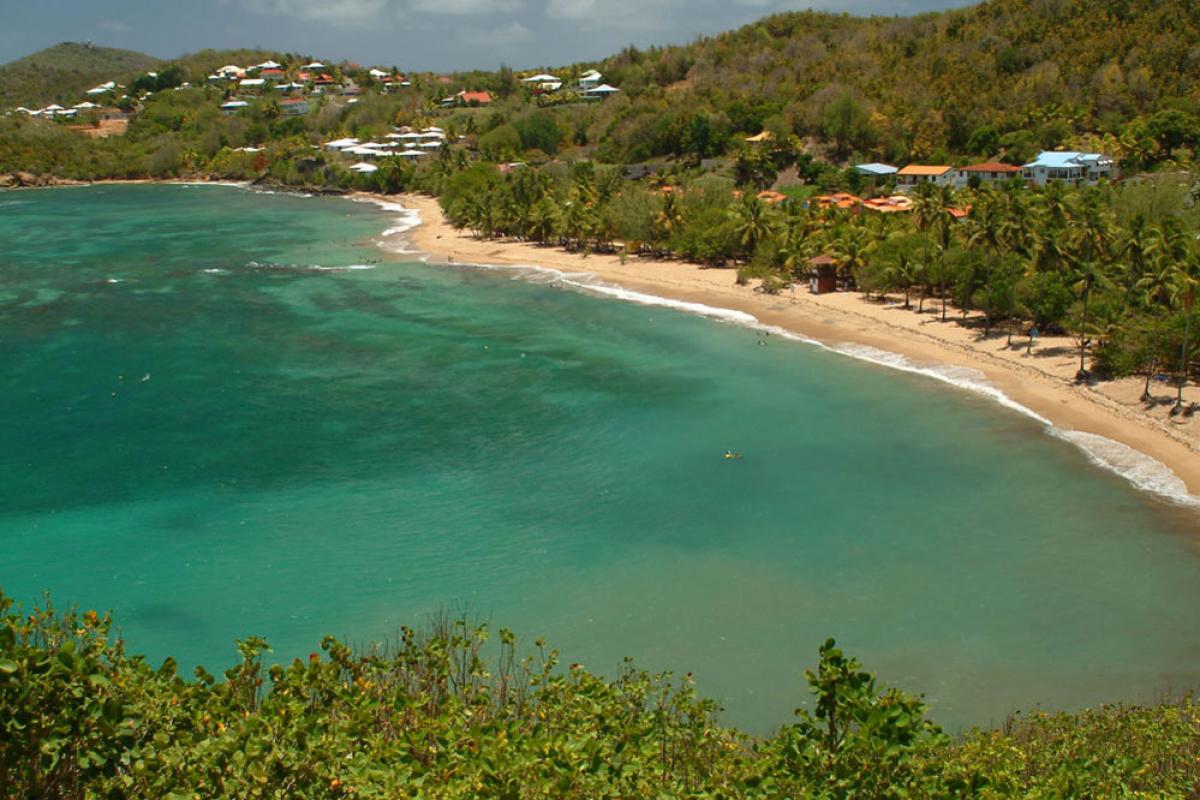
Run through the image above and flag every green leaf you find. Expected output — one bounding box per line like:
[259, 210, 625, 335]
[0, 658, 17, 675]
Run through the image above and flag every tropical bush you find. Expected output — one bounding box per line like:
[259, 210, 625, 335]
[3, 591, 1199, 798]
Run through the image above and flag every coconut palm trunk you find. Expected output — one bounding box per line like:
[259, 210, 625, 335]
[1177, 290, 1194, 411]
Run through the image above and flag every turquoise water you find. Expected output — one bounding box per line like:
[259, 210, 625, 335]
[2, 184, 1199, 732]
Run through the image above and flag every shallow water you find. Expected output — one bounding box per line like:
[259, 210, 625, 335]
[2, 184, 1198, 732]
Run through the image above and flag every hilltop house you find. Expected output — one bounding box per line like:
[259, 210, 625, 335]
[855, 163, 898, 177]
[441, 90, 492, 107]
[582, 84, 619, 100]
[896, 165, 954, 191]
[279, 97, 309, 116]
[1022, 151, 1115, 185]
[522, 73, 562, 92]
[578, 69, 602, 90]
[956, 162, 1022, 186]
[220, 100, 249, 115]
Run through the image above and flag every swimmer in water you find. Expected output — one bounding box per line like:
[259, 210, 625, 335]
[724, 451, 742, 460]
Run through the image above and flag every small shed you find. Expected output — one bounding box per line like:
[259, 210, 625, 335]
[809, 255, 838, 294]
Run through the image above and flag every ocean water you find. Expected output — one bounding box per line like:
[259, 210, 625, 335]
[2, 184, 1198, 733]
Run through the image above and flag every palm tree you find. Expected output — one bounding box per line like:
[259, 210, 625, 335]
[1135, 254, 1175, 400]
[910, 184, 939, 314]
[1168, 244, 1199, 413]
[728, 195, 777, 264]
[831, 223, 875, 291]
[527, 197, 561, 244]
[932, 185, 956, 322]
[655, 191, 684, 249]
[884, 252, 919, 308]
[1067, 190, 1116, 378]
[965, 187, 1005, 335]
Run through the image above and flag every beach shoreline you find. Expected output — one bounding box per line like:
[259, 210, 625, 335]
[361, 191, 1200, 506]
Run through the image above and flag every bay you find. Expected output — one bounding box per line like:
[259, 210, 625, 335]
[2, 184, 1198, 732]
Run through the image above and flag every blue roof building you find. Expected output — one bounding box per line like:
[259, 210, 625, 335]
[854, 162, 898, 176]
[1022, 151, 1115, 185]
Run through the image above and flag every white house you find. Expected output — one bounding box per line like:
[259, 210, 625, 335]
[368, 68, 390, 79]
[582, 84, 619, 100]
[220, 100, 249, 115]
[1022, 151, 1116, 186]
[239, 78, 267, 89]
[954, 162, 1023, 187]
[251, 60, 282, 71]
[86, 81, 116, 96]
[854, 163, 898, 178]
[578, 69, 602, 90]
[302, 62, 326, 70]
[522, 73, 562, 91]
[895, 165, 955, 191]
[324, 138, 361, 150]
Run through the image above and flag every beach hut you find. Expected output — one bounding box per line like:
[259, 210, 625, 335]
[808, 255, 839, 295]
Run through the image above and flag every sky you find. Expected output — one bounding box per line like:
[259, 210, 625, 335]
[0, 0, 971, 72]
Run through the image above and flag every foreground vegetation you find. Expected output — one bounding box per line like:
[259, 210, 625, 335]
[2, 592, 1198, 798]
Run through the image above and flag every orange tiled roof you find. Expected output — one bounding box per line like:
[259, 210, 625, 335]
[757, 190, 787, 204]
[862, 195, 913, 213]
[960, 162, 1021, 173]
[814, 192, 863, 209]
[897, 165, 952, 176]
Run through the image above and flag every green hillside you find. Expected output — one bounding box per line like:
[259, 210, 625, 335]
[0, 42, 164, 108]
[554, 0, 1200, 165]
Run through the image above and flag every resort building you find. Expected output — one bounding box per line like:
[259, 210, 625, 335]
[578, 69, 603, 90]
[854, 163, 898, 178]
[522, 73, 563, 92]
[441, 90, 493, 107]
[896, 165, 954, 191]
[808, 255, 839, 294]
[582, 84, 620, 100]
[220, 100, 249, 115]
[955, 162, 1022, 186]
[278, 98, 309, 116]
[1022, 151, 1116, 185]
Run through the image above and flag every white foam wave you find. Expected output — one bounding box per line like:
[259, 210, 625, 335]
[348, 196, 423, 253]
[1053, 431, 1200, 507]
[245, 260, 375, 272]
[441, 257, 1200, 509]
[202, 268, 226, 274]
[178, 181, 250, 188]
[106, 278, 123, 284]
[251, 188, 315, 198]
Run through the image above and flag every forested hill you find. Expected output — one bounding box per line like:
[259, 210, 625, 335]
[0, 43, 163, 108]
[585, 0, 1200, 164]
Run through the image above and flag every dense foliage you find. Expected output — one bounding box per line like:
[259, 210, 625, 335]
[2, 592, 1198, 798]
[581, 0, 1200, 167]
[0, 43, 163, 109]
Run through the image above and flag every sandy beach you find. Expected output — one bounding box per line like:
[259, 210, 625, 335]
[367, 191, 1200, 504]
